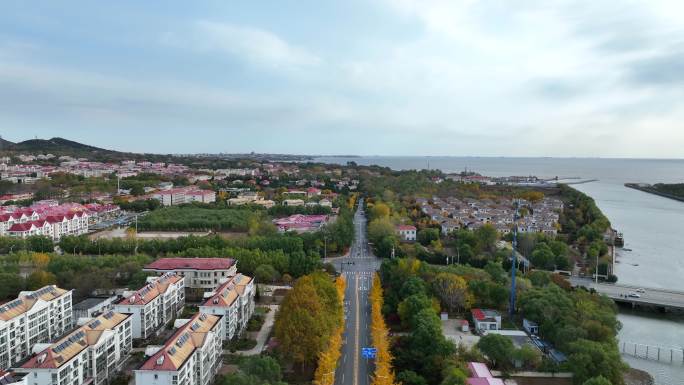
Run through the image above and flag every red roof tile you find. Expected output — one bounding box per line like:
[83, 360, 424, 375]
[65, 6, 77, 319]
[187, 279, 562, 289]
[145, 258, 235, 271]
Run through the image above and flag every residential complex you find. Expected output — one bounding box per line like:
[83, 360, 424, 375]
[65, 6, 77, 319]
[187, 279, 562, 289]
[199, 274, 255, 341]
[113, 273, 185, 340]
[0, 286, 73, 369]
[134, 313, 224, 385]
[151, 186, 216, 206]
[143, 258, 237, 292]
[16, 311, 132, 385]
[0, 202, 119, 240]
[416, 196, 563, 236]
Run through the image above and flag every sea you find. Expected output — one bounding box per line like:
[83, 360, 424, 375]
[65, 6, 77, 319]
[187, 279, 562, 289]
[315, 156, 684, 385]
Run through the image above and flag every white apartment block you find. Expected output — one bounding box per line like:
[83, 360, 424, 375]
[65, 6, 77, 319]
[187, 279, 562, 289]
[134, 313, 223, 385]
[1, 212, 89, 240]
[0, 286, 73, 370]
[199, 274, 255, 341]
[16, 311, 132, 385]
[112, 273, 185, 340]
[143, 258, 237, 292]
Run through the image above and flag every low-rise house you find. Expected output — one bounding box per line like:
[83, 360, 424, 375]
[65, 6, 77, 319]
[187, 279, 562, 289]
[112, 273, 185, 340]
[396, 225, 417, 242]
[16, 311, 132, 385]
[73, 296, 118, 320]
[282, 199, 305, 207]
[134, 313, 223, 385]
[0, 286, 73, 369]
[199, 274, 255, 340]
[471, 308, 501, 332]
[143, 258, 237, 292]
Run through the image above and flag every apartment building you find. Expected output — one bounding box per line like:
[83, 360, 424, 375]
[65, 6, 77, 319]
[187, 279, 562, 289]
[134, 313, 223, 385]
[199, 274, 255, 341]
[16, 311, 132, 385]
[112, 273, 185, 340]
[0, 286, 73, 370]
[143, 258, 237, 292]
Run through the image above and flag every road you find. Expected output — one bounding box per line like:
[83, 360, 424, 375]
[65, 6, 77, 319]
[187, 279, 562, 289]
[569, 277, 684, 310]
[332, 199, 381, 385]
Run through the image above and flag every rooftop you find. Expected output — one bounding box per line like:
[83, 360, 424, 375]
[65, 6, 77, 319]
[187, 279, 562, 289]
[21, 311, 130, 369]
[144, 258, 236, 271]
[202, 274, 253, 308]
[0, 286, 69, 321]
[138, 313, 221, 372]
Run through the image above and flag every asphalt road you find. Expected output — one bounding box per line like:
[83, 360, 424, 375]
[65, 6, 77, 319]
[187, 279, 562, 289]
[569, 277, 684, 309]
[333, 199, 381, 385]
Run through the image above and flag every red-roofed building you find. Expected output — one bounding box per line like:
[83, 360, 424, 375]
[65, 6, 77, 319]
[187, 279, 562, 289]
[113, 273, 185, 339]
[143, 258, 237, 291]
[471, 308, 501, 332]
[134, 313, 223, 385]
[396, 225, 417, 242]
[199, 274, 255, 340]
[16, 311, 132, 385]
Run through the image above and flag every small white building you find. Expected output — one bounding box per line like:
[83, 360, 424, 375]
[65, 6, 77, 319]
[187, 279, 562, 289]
[396, 225, 417, 242]
[112, 273, 185, 339]
[134, 313, 224, 385]
[15, 311, 132, 385]
[471, 308, 501, 332]
[199, 274, 255, 340]
[523, 318, 539, 335]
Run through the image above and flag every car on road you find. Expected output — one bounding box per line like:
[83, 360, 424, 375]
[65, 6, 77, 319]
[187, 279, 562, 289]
[635, 288, 646, 293]
[627, 292, 641, 298]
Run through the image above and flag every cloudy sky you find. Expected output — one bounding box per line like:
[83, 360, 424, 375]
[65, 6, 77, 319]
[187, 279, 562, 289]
[1, 1, 684, 157]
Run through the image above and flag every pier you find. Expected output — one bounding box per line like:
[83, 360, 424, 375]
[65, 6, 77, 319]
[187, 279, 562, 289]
[620, 341, 684, 364]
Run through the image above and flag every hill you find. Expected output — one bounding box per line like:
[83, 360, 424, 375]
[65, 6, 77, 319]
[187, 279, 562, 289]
[8, 137, 115, 155]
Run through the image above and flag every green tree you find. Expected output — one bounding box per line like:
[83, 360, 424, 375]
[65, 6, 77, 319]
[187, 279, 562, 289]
[0, 273, 25, 299]
[432, 272, 471, 313]
[240, 356, 283, 383]
[417, 228, 440, 246]
[396, 371, 428, 385]
[474, 224, 498, 254]
[567, 339, 626, 385]
[254, 264, 280, 284]
[26, 270, 57, 290]
[477, 333, 515, 369]
[581, 376, 612, 385]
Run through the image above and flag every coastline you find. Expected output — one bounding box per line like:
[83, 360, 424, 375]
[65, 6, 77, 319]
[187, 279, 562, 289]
[624, 183, 684, 203]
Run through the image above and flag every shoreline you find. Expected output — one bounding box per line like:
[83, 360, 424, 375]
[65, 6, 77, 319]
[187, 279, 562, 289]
[624, 183, 684, 203]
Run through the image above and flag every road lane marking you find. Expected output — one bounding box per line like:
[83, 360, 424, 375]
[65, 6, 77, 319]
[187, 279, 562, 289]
[354, 274, 359, 385]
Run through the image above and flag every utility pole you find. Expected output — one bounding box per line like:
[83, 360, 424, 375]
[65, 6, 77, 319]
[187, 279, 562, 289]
[509, 200, 519, 318]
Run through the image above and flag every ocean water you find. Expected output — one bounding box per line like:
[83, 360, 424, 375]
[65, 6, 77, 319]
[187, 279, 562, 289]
[316, 156, 684, 384]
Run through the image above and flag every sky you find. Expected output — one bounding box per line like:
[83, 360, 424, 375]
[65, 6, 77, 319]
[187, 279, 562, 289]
[1, 0, 684, 157]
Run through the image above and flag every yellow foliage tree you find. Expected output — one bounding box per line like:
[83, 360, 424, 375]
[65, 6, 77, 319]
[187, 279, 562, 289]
[31, 253, 51, 268]
[370, 274, 398, 385]
[313, 275, 346, 385]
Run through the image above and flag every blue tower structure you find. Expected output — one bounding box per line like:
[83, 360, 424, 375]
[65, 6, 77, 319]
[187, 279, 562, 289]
[509, 200, 519, 318]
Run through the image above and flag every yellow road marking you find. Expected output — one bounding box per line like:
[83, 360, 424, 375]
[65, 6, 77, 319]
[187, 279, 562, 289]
[354, 274, 359, 385]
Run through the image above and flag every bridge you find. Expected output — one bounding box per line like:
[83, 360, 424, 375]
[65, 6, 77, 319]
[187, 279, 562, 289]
[569, 277, 684, 311]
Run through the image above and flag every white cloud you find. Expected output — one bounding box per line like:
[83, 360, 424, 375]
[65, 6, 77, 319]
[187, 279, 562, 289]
[188, 20, 321, 68]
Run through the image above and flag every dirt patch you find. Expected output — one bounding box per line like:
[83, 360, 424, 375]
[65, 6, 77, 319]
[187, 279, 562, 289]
[508, 377, 572, 385]
[216, 231, 248, 239]
[624, 368, 654, 385]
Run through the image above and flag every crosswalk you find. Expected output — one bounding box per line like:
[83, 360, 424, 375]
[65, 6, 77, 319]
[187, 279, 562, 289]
[342, 271, 375, 277]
